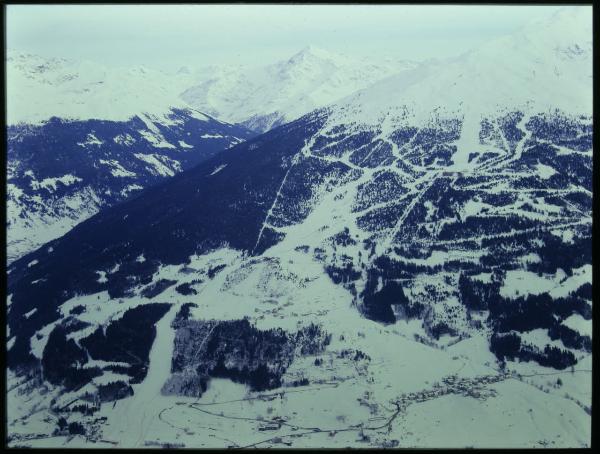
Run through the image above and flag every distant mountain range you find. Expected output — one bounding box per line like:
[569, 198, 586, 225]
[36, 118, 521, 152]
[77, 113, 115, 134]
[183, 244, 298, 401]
[180, 46, 418, 132]
[7, 46, 417, 132]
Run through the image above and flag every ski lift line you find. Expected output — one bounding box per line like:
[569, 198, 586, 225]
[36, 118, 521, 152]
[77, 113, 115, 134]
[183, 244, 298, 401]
[253, 126, 337, 255]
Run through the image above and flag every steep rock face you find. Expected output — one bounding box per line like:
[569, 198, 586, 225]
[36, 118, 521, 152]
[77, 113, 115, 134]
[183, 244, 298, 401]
[7, 109, 254, 262]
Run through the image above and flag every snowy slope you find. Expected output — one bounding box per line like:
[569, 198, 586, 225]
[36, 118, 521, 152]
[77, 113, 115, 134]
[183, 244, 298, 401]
[180, 46, 418, 132]
[330, 7, 591, 129]
[6, 52, 193, 125]
[7, 47, 416, 132]
[5, 47, 414, 262]
[6, 6, 592, 448]
[6, 109, 253, 263]
[6, 53, 255, 262]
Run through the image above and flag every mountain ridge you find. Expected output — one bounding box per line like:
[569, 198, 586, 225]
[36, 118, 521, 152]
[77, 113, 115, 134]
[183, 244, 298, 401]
[6, 108, 254, 263]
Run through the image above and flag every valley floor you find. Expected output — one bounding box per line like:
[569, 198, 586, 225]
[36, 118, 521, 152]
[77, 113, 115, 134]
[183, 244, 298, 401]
[7, 297, 591, 448]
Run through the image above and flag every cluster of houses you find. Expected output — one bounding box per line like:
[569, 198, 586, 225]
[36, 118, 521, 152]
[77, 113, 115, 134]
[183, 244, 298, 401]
[395, 372, 511, 408]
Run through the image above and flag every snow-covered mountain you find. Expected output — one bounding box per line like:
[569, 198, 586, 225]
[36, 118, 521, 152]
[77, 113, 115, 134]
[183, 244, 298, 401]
[6, 53, 255, 263]
[332, 7, 592, 134]
[180, 46, 418, 132]
[5, 47, 414, 263]
[5, 46, 418, 262]
[6, 7, 592, 449]
[7, 47, 417, 133]
[6, 52, 192, 125]
[6, 111, 253, 263]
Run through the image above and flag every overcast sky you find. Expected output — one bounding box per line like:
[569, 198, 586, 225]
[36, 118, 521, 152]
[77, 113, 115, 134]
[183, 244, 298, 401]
[7, 4, 568, 69]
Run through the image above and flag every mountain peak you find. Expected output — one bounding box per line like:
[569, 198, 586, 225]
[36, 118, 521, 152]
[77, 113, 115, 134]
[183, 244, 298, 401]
[288, 45, 340, 64]
[513, 5, 591, 48]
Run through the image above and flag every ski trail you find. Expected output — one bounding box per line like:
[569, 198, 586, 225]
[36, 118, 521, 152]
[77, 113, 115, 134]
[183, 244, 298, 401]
[478, 113, 533, 173]
[412, 219, 590, 246]
[252, 161, 298, 253]
[366, 114, 424, 176]
[451, 111, 481, 171]
[190, 321, 220, 367]
[252, 133, 320, 253]
[101, 303, 179, 447]
[382, 172, 439, 251]
[510, 113, 534, 163]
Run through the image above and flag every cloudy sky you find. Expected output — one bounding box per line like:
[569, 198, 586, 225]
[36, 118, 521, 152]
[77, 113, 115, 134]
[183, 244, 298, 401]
[7, 4, 568, 69]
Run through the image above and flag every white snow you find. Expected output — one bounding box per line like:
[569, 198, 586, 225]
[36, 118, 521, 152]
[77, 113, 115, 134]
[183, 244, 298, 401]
[180, 46, 418, 131]
[326, 8, 591, 129]
[500, 270, 554, 298]
[93, 372, 133, 386]
[7, 185, 103, 263]
[562, 313, 591, 337]
[134, 153, 180, 177]
[99, 159, 137, 178]
[23, 308, 37, 319]
[536, 163, 558, 179]
[209, 164, 227, 176]
[520, 328, 565, 350]
[109, 263, 121, 274]
[120, 184, 144, 197]
[77, 133, 104, 147]
[7, 7, 590, 133]
[113, 133, 136, 146]
[551, 228, 574, 244]
[6, 53, 196, 124]
[30, 174, 82, 192]
[100, 304, 180, 447]
[500, 265, 591, 299]
[138, 129, 176, 149]
[462, 199, 492, 217]
[471, 273, 493, 283]
[30, 322, 60, 358]
[5, 7, 593, 449]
